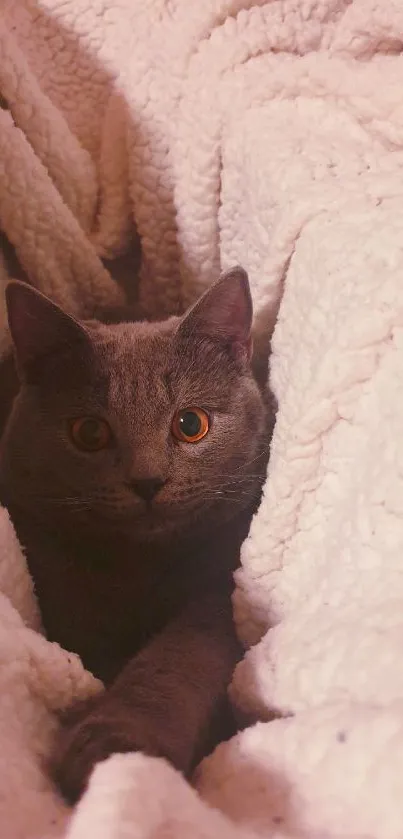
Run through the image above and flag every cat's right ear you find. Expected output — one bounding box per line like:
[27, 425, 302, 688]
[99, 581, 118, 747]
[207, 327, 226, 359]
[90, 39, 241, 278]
[176, 266, 253, 362]
[6, 281, 89, 379]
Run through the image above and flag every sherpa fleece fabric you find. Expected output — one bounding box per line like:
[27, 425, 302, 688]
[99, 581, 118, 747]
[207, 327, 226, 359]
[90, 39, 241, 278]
[1, 1, 403, 837]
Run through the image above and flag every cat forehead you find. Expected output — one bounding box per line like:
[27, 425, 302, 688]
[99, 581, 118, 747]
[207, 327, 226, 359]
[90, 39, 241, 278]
[90, 319, 177, 366]
[87, 319, 238, 404]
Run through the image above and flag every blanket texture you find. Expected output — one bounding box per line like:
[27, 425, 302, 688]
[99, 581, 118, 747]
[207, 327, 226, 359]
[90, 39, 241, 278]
[1, 0, 403, 836]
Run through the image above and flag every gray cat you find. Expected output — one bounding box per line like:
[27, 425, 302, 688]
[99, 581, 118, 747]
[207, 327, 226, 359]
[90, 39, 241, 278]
[0, 267, 271, 802]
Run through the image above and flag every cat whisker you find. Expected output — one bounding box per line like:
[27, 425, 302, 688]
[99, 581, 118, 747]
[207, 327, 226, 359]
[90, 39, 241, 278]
[27, 495, 94, 510]
[216, 476, 265, 489]
[201, 490, 258, 502]
[228, 448, 271, 474]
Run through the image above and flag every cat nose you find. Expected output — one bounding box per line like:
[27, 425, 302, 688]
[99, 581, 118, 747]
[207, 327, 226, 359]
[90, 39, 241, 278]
[130, 477, 166, 502]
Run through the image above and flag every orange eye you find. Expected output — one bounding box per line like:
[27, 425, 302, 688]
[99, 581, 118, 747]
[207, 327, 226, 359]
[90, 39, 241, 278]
[70, 417, 112, 452]
[172, 408, 210, 443]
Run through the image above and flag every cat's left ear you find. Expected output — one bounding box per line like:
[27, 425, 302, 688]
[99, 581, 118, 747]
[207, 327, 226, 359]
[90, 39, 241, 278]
[177, 266, 253, 361]
[6, 281, 90, 380]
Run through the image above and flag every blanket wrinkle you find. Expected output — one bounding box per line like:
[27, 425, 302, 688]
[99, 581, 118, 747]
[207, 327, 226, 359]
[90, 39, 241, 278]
[2, 0, 403, 837]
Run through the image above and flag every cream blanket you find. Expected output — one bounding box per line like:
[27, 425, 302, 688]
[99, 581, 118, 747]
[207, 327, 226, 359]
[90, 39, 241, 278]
[1, 0, 403, 837]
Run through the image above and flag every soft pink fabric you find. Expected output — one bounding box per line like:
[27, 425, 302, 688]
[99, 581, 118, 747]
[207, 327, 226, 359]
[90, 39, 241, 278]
[1, 1, 403, 837]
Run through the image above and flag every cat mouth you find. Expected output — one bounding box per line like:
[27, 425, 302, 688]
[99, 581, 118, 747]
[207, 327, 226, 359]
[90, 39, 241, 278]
[122, 497, 200, 530]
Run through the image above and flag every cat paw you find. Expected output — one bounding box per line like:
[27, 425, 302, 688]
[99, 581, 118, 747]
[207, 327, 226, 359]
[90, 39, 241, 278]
[52, 699, 183, 803]
[52, 706, 132, 803]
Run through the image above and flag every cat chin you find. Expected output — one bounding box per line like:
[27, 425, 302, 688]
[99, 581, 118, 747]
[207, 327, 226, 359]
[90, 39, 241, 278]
[105, 497, 253, 545]
[92, 504, 214, 545]
[114, 514, 199, 542]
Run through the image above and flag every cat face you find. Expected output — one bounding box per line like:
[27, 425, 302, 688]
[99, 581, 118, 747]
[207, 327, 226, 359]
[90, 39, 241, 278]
[1, 269, 269, 542]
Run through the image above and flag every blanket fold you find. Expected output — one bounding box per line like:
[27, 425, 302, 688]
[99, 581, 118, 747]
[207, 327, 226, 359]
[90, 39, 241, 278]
[1, 1, 403, 837]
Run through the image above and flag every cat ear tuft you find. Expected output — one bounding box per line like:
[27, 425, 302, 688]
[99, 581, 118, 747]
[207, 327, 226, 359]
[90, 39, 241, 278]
[177, 266, 253, 359]
[6, 281, 89, 377]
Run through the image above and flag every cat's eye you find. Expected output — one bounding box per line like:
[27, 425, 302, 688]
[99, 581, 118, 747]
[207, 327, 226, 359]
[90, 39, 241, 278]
[69, 417, 112, 452]
[171, 408, 210, 443]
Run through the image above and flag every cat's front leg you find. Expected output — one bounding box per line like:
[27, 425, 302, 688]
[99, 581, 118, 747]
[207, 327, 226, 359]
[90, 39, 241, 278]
[53, 691, 186, 803]
[53, 587, 240, 803]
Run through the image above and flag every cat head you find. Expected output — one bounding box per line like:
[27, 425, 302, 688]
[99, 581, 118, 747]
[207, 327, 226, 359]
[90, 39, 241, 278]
[1, 269, 269, 543]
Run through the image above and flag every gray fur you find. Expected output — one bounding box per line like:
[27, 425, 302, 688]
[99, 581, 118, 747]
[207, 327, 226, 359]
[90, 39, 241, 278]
[1, 268, 268, 545]
[0, 268, 272, 802]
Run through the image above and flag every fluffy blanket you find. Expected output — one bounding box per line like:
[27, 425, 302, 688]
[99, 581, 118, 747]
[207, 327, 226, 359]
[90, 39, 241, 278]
[1, 0, 403, 836]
